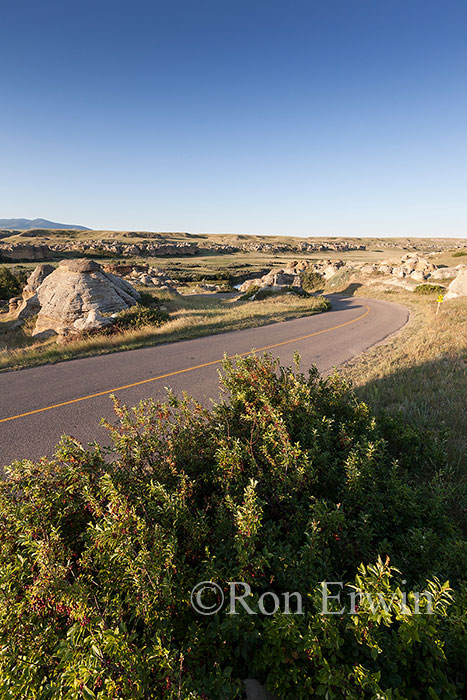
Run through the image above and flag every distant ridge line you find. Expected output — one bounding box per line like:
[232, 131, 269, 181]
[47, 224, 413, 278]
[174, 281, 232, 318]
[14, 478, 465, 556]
[0, 218, 90, 231]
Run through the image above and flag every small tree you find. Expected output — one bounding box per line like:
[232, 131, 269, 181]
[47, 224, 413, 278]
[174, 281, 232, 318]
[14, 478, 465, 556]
[300, 268, 323, 292]
[0, 267, 26, 301]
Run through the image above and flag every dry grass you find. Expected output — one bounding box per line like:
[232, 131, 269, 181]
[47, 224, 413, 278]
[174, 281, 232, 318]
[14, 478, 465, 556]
[0, 292, 330, 372]
[428, 247, 467, 268]
[339, 284, 466, 469]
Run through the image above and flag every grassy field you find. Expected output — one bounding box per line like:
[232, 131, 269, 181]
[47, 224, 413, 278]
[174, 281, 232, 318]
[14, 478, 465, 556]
[428, 247, 467, 267]
[338, 286, 466, 474]
[0, 291, 330, 372]
[0, 248, 418, 282]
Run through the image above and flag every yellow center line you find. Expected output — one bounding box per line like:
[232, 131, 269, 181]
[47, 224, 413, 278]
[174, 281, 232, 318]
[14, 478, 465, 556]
[0, 305, 370, 424]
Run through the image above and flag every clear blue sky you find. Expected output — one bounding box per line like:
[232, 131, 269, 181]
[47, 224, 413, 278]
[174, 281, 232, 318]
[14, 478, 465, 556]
[1, 0, 466, 237]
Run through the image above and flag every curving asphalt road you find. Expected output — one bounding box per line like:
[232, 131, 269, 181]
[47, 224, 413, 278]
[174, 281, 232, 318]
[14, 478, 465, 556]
[0, 295, 408, 467]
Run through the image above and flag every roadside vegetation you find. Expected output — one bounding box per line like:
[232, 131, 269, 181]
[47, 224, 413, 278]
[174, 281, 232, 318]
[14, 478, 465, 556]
[238, 285, 310, 301]
[0, 291, 330, 372]
[335, 284, 466, 486]
[1, 354, 466, 699]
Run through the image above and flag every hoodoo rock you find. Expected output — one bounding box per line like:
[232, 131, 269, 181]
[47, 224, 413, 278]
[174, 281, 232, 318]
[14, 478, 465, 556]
[12, 264, 55, 323]
[445, 268, 467, 299]
[21, 263, 55, 300]
[31, 259, 140, 337]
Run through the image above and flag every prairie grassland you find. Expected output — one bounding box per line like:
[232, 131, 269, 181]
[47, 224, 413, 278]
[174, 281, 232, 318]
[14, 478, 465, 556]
[339, 285, 466, 470]
[0, 292, 330, 372]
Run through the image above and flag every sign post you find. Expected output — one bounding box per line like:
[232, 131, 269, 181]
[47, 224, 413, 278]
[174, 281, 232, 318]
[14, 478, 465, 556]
[436, 294, 444, 315]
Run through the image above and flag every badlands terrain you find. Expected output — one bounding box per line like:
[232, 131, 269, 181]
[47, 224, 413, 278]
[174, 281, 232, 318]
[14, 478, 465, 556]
[1, 229, 465, 465]
[1, 230, 465, 366]
[1, 229, 466, 698]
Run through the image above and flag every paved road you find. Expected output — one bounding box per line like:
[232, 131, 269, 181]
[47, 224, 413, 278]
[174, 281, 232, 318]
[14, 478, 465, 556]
[0, 295, 408, 466]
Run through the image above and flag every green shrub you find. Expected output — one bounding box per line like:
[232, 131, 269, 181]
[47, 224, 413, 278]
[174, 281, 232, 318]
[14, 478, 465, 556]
[0, 355, 465, 699]
[239, 284, 261, 300]
[284, 285, 311, 298]
[324, 267, 353, 289]
[137, 291, 161, 308]
[250, 287, 279, 300]
[414, 283, 446, 295]
[299, 269, 323, 292]
[0, 267, 27, 301]
[239, 285, 313, 301]
[452, 250, 466, 257]
[174, 270, 230, 283]
[112, 303, 169, 331]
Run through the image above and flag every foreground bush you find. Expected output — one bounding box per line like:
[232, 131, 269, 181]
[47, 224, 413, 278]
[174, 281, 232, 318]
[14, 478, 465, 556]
[1, 355, 466, 699]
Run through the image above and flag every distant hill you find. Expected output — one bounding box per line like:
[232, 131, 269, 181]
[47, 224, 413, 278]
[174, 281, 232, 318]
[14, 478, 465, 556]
[0, 218, 90, 231]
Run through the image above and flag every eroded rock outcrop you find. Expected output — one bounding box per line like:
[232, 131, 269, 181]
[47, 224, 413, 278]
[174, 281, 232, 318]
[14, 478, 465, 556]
[445, 268, 467, 299]
[47, 240, 199, 258]
[125, 266, 180, 293]
[430, 267, 459, 280]
[239, 262, 305, 294]
[8, 296, 22, 313]
[0, 243, 52, 261]
[21, 264, 55, 299]
[10, 265, 55, 323]
[32, 259, 140, 337]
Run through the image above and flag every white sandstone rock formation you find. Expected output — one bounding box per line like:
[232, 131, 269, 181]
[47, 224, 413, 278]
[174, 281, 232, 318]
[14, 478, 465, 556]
[9, 263, 55, 322]
[21, 263, 55, 300]
[445, 268, 467, 299]
[430, 267, 459, 280]
[238, 265, 304, 293]
[32, 259, 139, 337]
